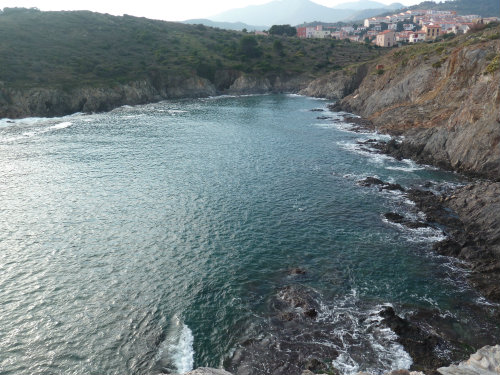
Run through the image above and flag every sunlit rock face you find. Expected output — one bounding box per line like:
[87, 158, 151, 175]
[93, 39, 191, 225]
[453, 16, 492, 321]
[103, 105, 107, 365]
[438, 345, 500, 375]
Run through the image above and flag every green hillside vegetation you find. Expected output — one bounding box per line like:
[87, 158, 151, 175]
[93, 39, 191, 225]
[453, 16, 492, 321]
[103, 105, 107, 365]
[0, 8, 382, 90]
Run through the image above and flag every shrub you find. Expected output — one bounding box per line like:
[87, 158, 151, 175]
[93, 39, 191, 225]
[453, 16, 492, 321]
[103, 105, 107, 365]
[486, 54, 500, 74]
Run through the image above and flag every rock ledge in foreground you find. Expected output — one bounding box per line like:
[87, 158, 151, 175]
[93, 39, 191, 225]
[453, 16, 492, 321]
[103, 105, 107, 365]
[181, 368, 233, 375]
[438, 345, 500, 375]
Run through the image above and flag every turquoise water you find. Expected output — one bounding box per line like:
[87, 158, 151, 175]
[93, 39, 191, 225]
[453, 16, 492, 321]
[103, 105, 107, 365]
[0, 95, 488, 375]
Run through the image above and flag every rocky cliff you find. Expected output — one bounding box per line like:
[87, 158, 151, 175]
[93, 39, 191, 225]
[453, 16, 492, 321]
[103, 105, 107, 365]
[0, 73, 313, 119]
[335, 26, 500, 179]
[0, 77, 216, 119]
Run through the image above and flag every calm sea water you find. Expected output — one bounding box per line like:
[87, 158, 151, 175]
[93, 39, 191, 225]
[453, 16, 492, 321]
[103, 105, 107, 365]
[0, 95, 488, 375]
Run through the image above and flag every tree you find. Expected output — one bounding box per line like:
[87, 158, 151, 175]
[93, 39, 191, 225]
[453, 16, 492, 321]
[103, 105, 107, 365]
[269, 24, 297, 36]
[239, 35, 262, 58]
[380, 22, 388, 31]
[396, 21, 404, 32]
[273, 40, 284, 56]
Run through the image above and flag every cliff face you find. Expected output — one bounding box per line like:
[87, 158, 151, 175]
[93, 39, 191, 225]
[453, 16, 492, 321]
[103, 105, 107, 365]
[0, 73, 312, 119]
[337, 28, 500, 179]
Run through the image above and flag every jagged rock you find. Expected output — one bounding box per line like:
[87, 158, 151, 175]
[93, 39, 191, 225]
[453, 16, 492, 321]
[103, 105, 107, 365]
[227, 284, 339, 375]
[384, 212, 406, 223]
[358, 177, 405, 192]
[304, 357, 328, 372]
[359, 177, 385, 186]
[226, 75, 271, 94]
[383, 212, 430, 229]
[438, 345, 500, 375]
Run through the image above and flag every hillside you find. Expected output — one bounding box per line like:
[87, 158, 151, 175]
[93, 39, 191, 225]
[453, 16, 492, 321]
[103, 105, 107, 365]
[0, 8, 382, 118]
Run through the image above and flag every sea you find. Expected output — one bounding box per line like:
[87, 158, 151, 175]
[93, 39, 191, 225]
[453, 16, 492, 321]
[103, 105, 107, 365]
[0, 94, 495, 375]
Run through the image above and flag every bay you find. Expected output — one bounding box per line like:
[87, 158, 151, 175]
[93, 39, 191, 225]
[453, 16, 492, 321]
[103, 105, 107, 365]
[0, 95, 489, 375]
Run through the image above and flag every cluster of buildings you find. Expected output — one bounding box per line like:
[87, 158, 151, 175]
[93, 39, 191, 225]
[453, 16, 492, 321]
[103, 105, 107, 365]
[295, 9, 499, 47]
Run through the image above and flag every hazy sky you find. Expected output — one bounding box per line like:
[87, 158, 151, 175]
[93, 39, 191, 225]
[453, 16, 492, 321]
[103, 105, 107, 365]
[1, 0, 423, 21]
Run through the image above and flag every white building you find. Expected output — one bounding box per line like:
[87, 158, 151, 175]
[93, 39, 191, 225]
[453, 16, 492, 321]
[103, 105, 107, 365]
[341, 26, 354, 33]
[409, 31, 426, 43]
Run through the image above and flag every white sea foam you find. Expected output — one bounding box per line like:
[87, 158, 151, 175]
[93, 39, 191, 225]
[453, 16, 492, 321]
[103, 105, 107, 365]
[47, 121, 72, 130]
[156, 316, 194, 374]
[314, 292, 412, 375]
[381, 214, 447, 243]
[167, 110, 189, 115]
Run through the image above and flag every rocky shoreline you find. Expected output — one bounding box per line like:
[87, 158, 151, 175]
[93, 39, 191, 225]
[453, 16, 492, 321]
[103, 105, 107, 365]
[333, 108, 500, 305]
[0, 72, 327, 119]
[0, 63, 370, 120]
[183, 344, 500, 375]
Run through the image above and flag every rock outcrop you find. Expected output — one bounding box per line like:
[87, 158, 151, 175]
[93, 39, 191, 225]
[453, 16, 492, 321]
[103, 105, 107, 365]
[299, 63, 369, 100]
[438, 345, 500, 375]
[335, 27, 500, 179]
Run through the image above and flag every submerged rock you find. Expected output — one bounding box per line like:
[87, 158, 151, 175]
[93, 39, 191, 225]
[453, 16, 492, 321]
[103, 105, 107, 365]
[289, 268, 307, 275]
[384, 212, 430, 229]
[438, 345, 500, 375]
[358, 177, 405, 192]
[227, 284, 340, 375]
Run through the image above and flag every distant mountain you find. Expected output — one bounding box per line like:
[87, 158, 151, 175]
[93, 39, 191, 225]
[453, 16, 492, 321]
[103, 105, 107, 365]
[332, 1, 403, 10]
[183, 19, 266, 31]
[345, 7, 404, 21]
[209, 0, 406, 26]
[210, 0, 354, 26]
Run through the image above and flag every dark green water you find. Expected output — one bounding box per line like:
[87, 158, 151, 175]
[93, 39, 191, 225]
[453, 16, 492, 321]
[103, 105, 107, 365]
[0, 95, 488, 375]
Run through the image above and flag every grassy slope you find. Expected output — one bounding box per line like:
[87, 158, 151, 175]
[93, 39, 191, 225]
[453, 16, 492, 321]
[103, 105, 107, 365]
[0, 8, 382, 90]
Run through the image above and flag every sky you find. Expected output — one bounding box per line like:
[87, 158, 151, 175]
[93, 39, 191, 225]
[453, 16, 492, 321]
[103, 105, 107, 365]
[1, 0, 423, 21]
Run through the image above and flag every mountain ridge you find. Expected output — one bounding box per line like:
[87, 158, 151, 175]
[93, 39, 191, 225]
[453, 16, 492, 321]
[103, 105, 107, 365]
[210, 0, 404, 26]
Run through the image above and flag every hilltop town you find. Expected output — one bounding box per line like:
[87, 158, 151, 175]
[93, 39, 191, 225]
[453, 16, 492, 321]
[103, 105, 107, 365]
[294, 9, 500, 47]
